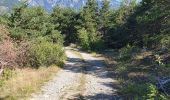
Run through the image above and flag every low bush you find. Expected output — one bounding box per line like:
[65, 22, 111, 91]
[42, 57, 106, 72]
[28, 39, 65, 67]
[89, 31, 104, 51]
[77, 28, 104, 51]
[119, 45, 140, 61]
[122, 83, 167, 99]
[0, 16, 8, 25]
[16, 41, 31, 67]
[115, 63, 128, 74]
[46, 30, 64, 45]
[0, 39, 18, 68]
[161, 35, 170, 49]
[9, 28, 27, 41]
[77, 28, 90, 50]
[0, 25, 30, 69]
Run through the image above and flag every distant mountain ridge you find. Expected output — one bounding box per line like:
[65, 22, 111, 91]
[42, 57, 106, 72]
[0, 0, 120, 12]
[27, 0, 120, 10]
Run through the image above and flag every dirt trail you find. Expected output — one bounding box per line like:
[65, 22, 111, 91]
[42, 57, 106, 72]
[79, 51, 118, 99]
[30, 47, 118, 100]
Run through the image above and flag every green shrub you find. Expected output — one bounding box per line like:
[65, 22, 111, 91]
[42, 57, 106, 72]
[161, 35, 170, 49]
[0, 16, 8, 25]
[77, 28, 104, 51]
[122, 83, 167, 99]
[10, 28, 27, 41]
[119, 45, 140, 61]
[77, 28, 90, 50]
[143, 35, 163, 49]
[115, 63, 128, 74]
[28, 40, 65, 67]
[46, 30, 64, 45]
[89, 31, 104, 51]
[0, 68, 15, 87]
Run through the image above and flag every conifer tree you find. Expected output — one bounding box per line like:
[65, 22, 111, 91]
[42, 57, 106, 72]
[77, 0, 103, 50]
[80, 0, 99, 32]
[51, 6, 78, 44]
[99, 0, 111, 43]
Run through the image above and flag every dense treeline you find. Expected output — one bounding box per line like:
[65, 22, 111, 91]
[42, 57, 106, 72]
[115, 0, 170, 49]
[44, 0, 170, 51]
[1, 0, 169, 53]
[75, 0, 170, 50]
[0, 0, 169, 50]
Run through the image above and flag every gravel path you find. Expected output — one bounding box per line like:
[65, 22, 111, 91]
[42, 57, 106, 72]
[79, 51, 118, 100]
[31, 49, 84, 100]
[30, 47, 118, 100]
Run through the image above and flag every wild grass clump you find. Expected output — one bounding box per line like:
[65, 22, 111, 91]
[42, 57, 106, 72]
[0, 68, 15, 87]
[0, 66, 60, 99]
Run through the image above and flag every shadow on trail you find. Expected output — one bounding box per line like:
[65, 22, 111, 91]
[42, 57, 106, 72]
[69, 93, 122, 100]
[62, 55, 122, 100]
[65, 57, 114, 77]
[64, 57, 116, 80]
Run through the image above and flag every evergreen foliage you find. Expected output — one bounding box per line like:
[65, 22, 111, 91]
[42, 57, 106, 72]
[76, 0, 103, 50]
[51, 6, 78, 44]
[99, 0, 110, 34]
[1, 3, 66, 68]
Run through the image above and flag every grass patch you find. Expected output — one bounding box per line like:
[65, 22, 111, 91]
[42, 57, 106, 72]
[0, 66, 60, 100]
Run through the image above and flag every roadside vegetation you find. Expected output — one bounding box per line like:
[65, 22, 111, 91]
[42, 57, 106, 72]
[102, 46, 169, 99]
[0, 0, 170, 99]
[0, 3, 65, 99]
[0, 66, 59, 99]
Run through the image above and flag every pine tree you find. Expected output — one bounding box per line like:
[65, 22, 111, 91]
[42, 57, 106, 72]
[77, 0, 103, 50]
[99, 0, 111, 43]
[51, 6, 78, 44]
[80, 0, 99, 32]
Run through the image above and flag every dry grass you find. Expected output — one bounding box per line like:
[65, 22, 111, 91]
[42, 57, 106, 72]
[0, 66, 60, 100]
